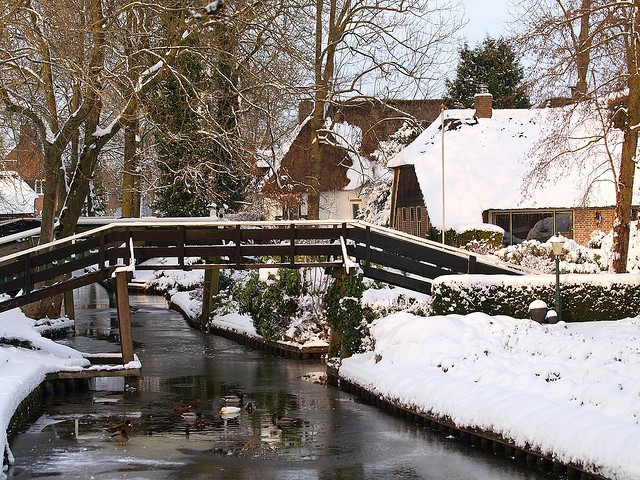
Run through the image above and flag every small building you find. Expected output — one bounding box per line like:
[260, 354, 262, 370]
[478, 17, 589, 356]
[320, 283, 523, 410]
[2, 123, 45, 215]
[2, 123, 122, 217]
[387, 94, 635, 245]
[264, 98, 443, 220]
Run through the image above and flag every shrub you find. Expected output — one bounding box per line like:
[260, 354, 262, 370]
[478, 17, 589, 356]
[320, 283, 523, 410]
[430, 274, 640, 322]
[324, 274, 367, 355]
[456, 226, 504, 253]
[234, 269, 302, 340]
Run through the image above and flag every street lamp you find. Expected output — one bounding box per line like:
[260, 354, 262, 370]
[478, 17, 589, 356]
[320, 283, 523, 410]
[549, 234, 565, 321]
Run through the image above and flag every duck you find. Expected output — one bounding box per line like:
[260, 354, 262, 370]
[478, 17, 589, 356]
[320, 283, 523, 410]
[220, 406, 242, 416]
[222, 394, 243, 405]
[181, 411, 200, 423]
[194, 415, 206, 430]
[180, 397, 200, 407]
[244, 402, 256, 414]
[104, 419, 133, 435]
[110, 428, 129, 446]
[271, 414, 301, 427]
[172, 403, 191, 414]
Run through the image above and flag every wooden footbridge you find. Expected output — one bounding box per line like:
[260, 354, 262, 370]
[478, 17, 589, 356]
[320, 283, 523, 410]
[0, 219, 524, 364]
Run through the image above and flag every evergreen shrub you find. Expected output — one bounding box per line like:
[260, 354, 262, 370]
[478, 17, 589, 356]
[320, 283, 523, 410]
[234, 269, 301, 340]
[323, 275, 366, 355]
[456, 228, 503, 252]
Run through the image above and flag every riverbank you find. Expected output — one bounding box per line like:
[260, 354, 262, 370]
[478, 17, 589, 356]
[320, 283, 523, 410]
[339, 312, 640, 480]
[169, 292, 330, 359]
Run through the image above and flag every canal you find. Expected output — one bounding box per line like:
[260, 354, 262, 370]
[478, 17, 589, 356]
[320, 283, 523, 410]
[7, 284, 552, 479]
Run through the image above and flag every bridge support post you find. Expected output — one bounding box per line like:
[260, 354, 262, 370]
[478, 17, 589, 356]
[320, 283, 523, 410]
[201, 262, 220, 329]
[64, 288, 75, 320]
[115, 270, 135, 364]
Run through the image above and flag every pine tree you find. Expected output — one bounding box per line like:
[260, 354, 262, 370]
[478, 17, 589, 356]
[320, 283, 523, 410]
[444, 37, 530, 109]
[151, 48, 212, 217]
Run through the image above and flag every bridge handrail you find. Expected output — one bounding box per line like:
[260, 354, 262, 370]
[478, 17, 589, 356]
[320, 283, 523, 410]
[356, 221, 537, 275]
[0, 217, 537, 276]
[0, 218, 534, 313]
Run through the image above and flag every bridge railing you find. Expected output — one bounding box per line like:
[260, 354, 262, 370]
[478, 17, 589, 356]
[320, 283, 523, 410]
[0, 219, 527, 313]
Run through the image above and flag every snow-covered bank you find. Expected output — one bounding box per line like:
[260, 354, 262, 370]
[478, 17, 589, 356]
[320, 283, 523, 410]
[0, 308, 141, 478]
[0, 309, 87, 471]
[170, 291, 330, 351]
[339, 312, 640, 480]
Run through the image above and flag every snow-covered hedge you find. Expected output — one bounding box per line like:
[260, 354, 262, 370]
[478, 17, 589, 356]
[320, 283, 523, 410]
[431, 274, 640, 322]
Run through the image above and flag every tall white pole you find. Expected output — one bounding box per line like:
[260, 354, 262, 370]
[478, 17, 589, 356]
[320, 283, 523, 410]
[440, 103, 445, 244]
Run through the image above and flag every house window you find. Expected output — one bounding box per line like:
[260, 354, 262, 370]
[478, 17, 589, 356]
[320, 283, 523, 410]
[491, 210, 574, 245]
[402, 208, 408, 232]
[416, 207, 423, 237]
[351, 202, 361, 219]
[35, 179, 45, 194]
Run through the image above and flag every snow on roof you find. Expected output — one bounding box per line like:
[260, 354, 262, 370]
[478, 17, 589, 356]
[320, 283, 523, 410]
[388, 107, 629, 228]
[0, 171, 37, 215]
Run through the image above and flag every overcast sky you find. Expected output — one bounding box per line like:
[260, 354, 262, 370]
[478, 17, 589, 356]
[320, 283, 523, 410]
[460, 0, 510, 45]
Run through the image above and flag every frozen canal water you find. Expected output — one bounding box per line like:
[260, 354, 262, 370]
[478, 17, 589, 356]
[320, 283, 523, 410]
[7, 284, 552, 479]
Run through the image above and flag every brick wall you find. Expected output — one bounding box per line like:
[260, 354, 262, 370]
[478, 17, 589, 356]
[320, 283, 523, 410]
[573, 207, 616, 245]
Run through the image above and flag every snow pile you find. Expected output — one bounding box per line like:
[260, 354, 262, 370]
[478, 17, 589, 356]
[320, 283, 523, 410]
[135, 257, 205, 294]
[340, 312, 640, 480]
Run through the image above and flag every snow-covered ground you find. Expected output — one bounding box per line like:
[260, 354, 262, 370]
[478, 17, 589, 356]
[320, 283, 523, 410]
[339, 311, 640, 480]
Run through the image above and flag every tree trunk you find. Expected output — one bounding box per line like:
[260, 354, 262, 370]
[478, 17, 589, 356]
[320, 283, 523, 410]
[122, 117, 140, 217]
[573, 0, 592, 100]
[612, 5, 640, 273]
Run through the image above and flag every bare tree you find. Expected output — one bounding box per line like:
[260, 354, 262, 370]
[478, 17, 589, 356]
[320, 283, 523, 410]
[302, 0, 462, 219]
[511, 0, 640, 272]
[0, 0, 226, 240]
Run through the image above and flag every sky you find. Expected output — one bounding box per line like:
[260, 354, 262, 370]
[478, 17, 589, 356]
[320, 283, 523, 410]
[460, 0, 511, 45]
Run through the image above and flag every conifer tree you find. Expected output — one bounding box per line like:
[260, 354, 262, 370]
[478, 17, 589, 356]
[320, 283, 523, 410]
[151, 46, 213, 217]
[444, 37, 530, 109]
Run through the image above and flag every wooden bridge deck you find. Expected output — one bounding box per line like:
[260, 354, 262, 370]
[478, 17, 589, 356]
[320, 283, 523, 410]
[0, 219, 526, 314]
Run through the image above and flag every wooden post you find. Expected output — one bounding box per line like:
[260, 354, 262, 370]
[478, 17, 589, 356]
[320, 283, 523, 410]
[200, 259, 220, 328]
[115, 270, 134, 364]
[64, 289, 75, 320]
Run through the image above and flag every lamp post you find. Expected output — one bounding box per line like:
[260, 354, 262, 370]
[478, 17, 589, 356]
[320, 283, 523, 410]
[550, 234, 565, 321]
[440, 102, 445, 244]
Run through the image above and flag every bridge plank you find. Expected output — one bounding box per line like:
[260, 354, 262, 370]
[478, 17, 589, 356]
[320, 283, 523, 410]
[364, 266, 432, 294]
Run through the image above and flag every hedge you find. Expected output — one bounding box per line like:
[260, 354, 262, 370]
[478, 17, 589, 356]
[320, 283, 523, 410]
[430, 273, 640, 322]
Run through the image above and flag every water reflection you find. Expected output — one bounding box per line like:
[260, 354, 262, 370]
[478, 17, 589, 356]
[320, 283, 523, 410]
[7, 284, 553, 479]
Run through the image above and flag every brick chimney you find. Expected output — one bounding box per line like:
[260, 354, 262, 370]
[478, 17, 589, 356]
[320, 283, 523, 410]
[474, 89, 493, 119]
